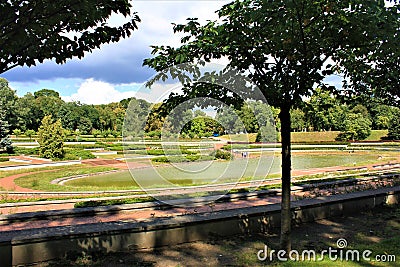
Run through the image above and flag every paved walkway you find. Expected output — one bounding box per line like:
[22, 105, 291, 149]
[0, 195, 283, 232]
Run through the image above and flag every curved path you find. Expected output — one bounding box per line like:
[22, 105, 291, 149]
[0, 169, 55, 192]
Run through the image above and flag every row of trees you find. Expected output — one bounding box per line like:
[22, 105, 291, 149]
[1, 77, 399, 143]
[0, 78, 140, 135]
[214, 89, 400, 141]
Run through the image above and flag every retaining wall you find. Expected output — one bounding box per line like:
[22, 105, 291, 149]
[0, 186, 399, 266]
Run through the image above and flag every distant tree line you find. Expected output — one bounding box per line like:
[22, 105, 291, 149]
[0, 78, 138, 138]
[215, 87, 399, 141]
[0, 78, 399, 145]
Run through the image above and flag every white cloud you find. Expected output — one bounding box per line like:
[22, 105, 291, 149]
[61, 79, 182, 104]
[62, 79, 139, 104]
[134, 82, 183, 103]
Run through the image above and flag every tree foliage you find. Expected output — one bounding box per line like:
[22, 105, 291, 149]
[0, 78, 19, 130]
[37, 115, 65, 159]
[0, 110, 12, 153]
[0, 0, 140, 74]
[388, 108, 400, 140]
[336, 114, 372, 141]
[143, 0, 399, 251]
[24, 129, 35, 141]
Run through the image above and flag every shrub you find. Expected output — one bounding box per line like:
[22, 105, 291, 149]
[64, 144, 104, 149]
[0, 157, 8, 162]
[151, 156, 170, 163]
[185, 155, 201, 161]
[13, 147, 39, 155]
[63, 148, 95, 160]
[151, 155, 213, 163]
[74, 197, 154, 208]
[212, 149, 233, 160]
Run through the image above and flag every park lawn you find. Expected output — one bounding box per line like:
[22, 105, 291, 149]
[13, 165, 117, 191]
[0, 165, 90, 180]
[61, 151, 399, 190]
[291, 130, 388, 143]
[290, 131, 340, 143]
[220, 133, 258, 142]
[365, 130, 389, 141]
[0, 160, 29, 167]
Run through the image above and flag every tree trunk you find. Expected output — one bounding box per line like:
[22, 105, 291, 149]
[279, 104, 291, 252]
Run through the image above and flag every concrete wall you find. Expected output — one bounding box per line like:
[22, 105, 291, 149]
[1, 186, 399, 266]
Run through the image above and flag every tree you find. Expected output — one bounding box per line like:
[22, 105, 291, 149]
[110, 130, 120, 138]
[367, 103, 397, 130]
[215, 107, 239, 134]
[193, 110, 207, 118]
[78, 117, 93, 135]
[305, 87, 345, 131]
[101, 129, 110, 139]
[25, 130, 36, 141]
[58, 102, 81, 131]
[92, 129, 102, 138]
[0, 78, 18, 130]
[336, 113, 372, 141]
[35, 90, 65, 118]
[15, 93, 42, 131]
[0, 110, 12, 153]
[37, 115, 65, 159]
[143, 0, 399, 251]
[290, 108, 306, 132]
[182, 116, 223, 138]
[0, 0, 140, 74]
[388, 108, 400, 140]
[12, 129, 22, 138]
[34, 89, 60, 99]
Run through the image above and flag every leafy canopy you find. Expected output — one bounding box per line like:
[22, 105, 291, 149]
[144, 0, 399, 108]
[0, 0, 140, 73]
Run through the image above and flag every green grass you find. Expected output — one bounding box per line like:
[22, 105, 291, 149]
[0, 165, 91, 180]
[365, 130, 389, 141]
[61, 151, 399, 190]
[0, 161, 30, 167]
[0, 193, 143, 204]
[74, 196, 155, 208]
[220, 133, 258, 142]
[13, 165, 117, 191]
[291, 131, 340, 143]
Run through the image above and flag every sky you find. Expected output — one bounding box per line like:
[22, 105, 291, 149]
[1, 1, 231, 104]
[1, 0, 344, 105]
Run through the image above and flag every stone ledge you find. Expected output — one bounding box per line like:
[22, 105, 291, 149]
[0, 186, 399, 266]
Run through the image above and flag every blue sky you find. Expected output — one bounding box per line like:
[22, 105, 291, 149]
[1, 0, 344, 104]
[1, 1, 230, 104]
